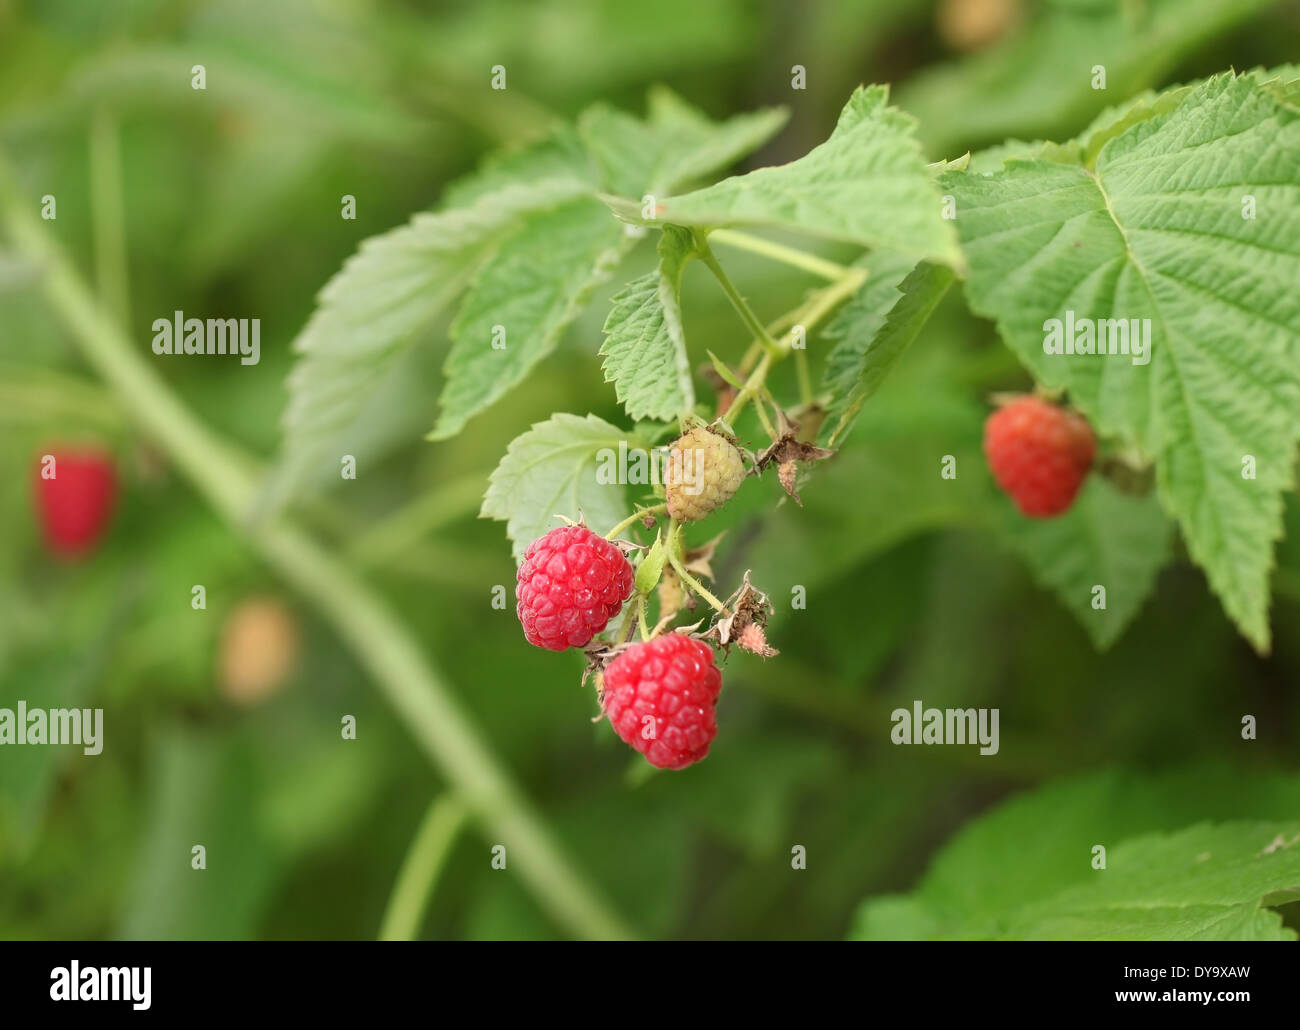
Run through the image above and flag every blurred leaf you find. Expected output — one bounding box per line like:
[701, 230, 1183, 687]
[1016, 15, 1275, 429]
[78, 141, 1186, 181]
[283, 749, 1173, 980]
[599, 225, 696, 422]
[0, 565, 127, 854]
[1005, 477, 1173, 650]
[851, 766, 1300, 940]
[900, 0, 1275, 155]
[481, 413, 633, 563]
[645, 729, 838, 856]
[943, 73, 1300, 651]
[121, 703, 398, 939]
[646, 87, 961, 266]
[120, 727, 278, 940]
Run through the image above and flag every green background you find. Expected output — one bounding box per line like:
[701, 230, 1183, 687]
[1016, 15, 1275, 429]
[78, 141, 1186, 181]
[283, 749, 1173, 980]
[1, 0, 1298, 940]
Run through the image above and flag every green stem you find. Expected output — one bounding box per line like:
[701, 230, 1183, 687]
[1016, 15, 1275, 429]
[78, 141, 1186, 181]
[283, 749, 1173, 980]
[378, 795, 468, 941]
[727, 267, 867, 423]
[794, 348, 813, 407]
[695, 234, 780, 357]
[636, 594, 651, 641]
[605, 503, 667, 541]
[89, 106, 130, 331]
[707, 228, 849, 281]
[0, 159, 634, 943]
[751, 391, 778, 440]
[666, 526, 729, 615]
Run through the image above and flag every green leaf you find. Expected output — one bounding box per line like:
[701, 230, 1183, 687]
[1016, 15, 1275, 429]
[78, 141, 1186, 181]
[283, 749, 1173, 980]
[647, 86, 962, 267]
[822, 256, 955, 446]
[1002, 821, 1300, 941]
[942, 73, 1300, 651]
[578, 87, 787, 198]
[432, 197, 629, 439]
[442, 126, 598, 208]
[599, 225, 696, 422]
[851, 766, 1300, 941]
[635, 533, 668, 594]
[1005, 477, 1173, 650]
[481, 413, 633, 563]
[276, 177, 590, 502]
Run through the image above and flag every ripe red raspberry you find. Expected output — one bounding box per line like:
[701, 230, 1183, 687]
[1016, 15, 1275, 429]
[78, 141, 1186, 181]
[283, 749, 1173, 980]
[33, 446, 118, 559]
[984, 396, 1096, 517]
[516, 525, 633, 650]
[601, 634, 722, 770]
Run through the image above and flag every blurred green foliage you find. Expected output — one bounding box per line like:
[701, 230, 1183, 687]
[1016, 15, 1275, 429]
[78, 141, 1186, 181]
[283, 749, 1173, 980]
[1, 0, 1299, 940]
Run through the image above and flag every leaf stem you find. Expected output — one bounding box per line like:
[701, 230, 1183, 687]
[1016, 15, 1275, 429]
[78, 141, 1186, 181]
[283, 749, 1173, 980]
[727, 267, 868, 422]
[378, 795, 467, 941]
[708, 228, 849, 281]
[695, 233, 780, 357]
[665, 524, 729, 615]
[794, 348, 813, 407]
[605, 502, 667, 540]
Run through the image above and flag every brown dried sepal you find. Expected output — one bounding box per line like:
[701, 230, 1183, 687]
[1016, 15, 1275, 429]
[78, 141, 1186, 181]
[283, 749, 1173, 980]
[756, 424, 835, 507]
[705, 571, 778, 657]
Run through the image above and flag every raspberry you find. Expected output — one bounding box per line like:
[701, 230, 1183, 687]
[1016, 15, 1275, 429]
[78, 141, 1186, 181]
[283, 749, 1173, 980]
[516, 525, 634, 650]
[664, 426, 746, 523]
[219, 597, 301, 707]
[33, 446, 118, 559]
[601, 634, 722, 770]
[984, 396, 1096, 517]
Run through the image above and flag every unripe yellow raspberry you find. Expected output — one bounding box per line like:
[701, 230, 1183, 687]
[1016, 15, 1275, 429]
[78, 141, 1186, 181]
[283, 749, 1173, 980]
[665, 426, 747, 522]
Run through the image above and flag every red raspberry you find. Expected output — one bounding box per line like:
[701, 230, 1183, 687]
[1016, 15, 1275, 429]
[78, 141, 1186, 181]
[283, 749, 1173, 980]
[33, 446, 118, 559]
[602, 634, 722, 770]
[984, 396, 1096, 517]
[516, 525, 633, 650]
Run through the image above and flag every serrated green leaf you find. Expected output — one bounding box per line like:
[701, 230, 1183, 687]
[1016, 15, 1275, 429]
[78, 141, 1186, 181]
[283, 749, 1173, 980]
[942, 72, 1300, 651]
[442, 126, 598, 208]
[481, 413, 632, 563]
[1070, 83, 1196, 167]
[275, 177, 590, 503]
[851, 767, 1300, 941]
[433, 197, 629, 439]
[578, 87, 787, 198]
[1005, 477, 1173, 650]
[823, 257, 955, 446]
[1003, 822, 1300, 941]
[599, 225, 696, 422]
[651, 86, 962, 267]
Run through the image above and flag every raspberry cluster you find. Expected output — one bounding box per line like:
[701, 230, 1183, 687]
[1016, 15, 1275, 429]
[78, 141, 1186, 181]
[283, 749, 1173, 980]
[514, 425, 756, 770]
